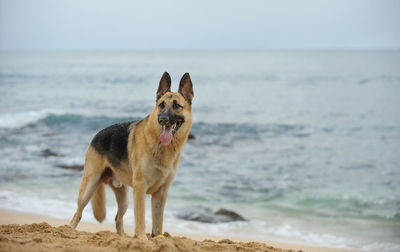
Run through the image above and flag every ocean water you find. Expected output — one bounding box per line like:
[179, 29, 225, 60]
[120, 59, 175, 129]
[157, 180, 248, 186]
[0, 51, 399, 251]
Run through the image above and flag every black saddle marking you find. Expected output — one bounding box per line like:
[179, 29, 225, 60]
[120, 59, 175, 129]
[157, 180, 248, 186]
[91, 121, 138, 168]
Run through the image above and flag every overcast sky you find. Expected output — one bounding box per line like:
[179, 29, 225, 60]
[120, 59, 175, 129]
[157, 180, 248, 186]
[0, 0, 399, 51]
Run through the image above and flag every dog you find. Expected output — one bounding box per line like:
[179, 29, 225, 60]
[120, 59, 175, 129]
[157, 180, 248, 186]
[69, 72, 194, 240]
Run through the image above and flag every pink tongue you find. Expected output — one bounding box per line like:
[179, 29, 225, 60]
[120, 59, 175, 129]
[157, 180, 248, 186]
[160, 126, 173, 146]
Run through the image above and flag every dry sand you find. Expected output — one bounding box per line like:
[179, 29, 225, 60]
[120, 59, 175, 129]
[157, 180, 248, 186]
[0, 211, 356, 252]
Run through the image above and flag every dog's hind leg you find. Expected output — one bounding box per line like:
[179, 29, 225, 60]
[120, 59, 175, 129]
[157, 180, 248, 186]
[70, 150, 104, 229]
[70, 170, 102, 229]
[111, 184, 129, 235]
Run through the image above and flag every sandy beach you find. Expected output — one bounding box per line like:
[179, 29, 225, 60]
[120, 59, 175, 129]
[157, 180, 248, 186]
[0, 210, 357, 252]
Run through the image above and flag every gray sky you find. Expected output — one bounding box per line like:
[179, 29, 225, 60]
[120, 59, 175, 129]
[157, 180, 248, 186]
[0, 0, 399, 51]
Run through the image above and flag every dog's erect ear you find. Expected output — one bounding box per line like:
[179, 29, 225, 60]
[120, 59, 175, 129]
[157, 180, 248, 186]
[178, 73, 194, 104]
[157, 72, 171, 100]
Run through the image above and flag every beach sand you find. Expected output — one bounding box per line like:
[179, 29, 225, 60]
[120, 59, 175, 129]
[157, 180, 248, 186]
[0, 211, 356, 252]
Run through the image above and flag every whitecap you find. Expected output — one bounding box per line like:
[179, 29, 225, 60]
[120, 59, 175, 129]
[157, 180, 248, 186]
[0, 109, 66, 129]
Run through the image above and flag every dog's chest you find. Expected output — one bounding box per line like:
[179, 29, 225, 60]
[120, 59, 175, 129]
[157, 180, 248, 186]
[143, 150, 178, 194]
[144, 163, 175, 194]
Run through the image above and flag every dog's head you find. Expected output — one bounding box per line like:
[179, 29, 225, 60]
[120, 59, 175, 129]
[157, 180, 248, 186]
[155, 72, 194, 146]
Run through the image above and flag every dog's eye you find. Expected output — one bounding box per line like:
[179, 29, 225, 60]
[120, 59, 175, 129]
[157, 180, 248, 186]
[173, 102, 182, 109]
[159, 101, 165, 109]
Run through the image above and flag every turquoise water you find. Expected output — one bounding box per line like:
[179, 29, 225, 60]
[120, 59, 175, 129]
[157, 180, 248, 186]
[0, 51, 399, 251]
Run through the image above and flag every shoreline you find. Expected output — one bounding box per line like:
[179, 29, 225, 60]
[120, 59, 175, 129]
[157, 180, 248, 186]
[0, 210, 356, 252]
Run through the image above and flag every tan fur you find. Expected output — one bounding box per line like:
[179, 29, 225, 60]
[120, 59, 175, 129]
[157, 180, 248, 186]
[70, 74, 193, 239]
[91, 183, 105, 222]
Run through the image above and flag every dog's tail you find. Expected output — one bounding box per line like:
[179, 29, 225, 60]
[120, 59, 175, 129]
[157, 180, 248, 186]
[92, 183, 106, 222]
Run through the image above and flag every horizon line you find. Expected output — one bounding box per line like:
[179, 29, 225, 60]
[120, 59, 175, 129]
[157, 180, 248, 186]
[1, 48, 399, 53]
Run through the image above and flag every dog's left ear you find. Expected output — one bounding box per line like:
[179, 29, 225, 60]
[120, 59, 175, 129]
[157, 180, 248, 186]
[157, 72, 171, 100]
[178, 73, 194, 104]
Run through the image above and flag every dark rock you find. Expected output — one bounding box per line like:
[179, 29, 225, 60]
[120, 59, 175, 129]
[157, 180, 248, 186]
[56, 165, 84, 171]
[188, 133, 195, 140]
[40, 149, 63, 158]
[175, 206, 246, 223]
[215, 208, 246, 221]
[176, 206, 216, 223]
[42, 133, 57, 137]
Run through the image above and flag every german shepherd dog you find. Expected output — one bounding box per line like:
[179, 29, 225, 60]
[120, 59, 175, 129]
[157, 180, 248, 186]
[69, 72, 194, 240]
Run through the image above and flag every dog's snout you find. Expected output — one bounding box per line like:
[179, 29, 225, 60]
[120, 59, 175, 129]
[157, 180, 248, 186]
[158, 114, 169, 125]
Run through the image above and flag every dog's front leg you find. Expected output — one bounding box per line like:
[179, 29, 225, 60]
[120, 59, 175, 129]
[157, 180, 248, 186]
[151, 186, 168, 237]
[133, 181, 147, 240]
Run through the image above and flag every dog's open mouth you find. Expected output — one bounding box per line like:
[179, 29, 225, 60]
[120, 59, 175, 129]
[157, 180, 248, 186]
[160, 120, 183, 146]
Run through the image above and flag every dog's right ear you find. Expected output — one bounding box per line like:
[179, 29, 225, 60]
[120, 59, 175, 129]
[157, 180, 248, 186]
[157, 72, 171, 100]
